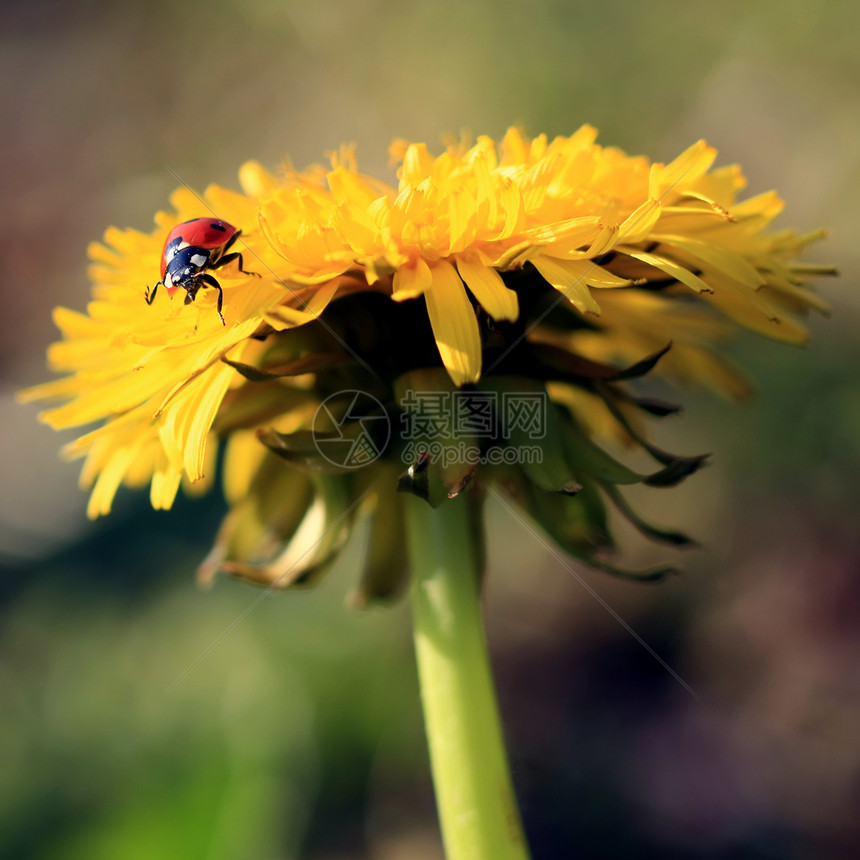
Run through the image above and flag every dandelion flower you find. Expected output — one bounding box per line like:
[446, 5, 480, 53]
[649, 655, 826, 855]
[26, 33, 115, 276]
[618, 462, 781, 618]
[21, 125, 835, 860]
[20, 126, 833, 587]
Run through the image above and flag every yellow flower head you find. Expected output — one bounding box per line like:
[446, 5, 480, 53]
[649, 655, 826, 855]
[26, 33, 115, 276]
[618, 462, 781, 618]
[21, 126, 834, 593]
[259, 127, 831, 385]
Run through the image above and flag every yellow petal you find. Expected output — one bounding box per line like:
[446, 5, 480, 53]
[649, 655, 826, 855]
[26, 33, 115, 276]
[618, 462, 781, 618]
[86, 435, 146, 518]
[263, 281, 340, 329]
[701, 272, 809, 344]
[490, 176, 524, 240]
[456, 256, 518, 321]
[532, 257, 601, 315]
[650, 234, 764, 289]
[499, 127, 530, 165]
[392, 258, 433, 300]
[549, 257, 631, 289]
[649, 140, 716, 200]
[523, 215, 603, 248]
[619, 199, 662, 243]
[400, 143, 435, 187]
[327, 166, 383, 209]
[620, 249, 712, 294]
[150, 452, 183, 511]
[238, 161, 279, 198]
[424, 261, 482, 385]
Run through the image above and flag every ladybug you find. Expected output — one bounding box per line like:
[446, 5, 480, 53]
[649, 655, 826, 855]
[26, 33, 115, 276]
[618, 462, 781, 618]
[145, 218, 258, 325]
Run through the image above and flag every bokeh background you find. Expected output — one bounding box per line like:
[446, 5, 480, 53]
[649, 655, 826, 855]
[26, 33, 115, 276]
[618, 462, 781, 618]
[3, 1, 859, 857]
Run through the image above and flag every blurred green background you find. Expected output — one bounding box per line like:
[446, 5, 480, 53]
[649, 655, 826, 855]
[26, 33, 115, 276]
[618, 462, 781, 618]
[3, 1, 859, 857]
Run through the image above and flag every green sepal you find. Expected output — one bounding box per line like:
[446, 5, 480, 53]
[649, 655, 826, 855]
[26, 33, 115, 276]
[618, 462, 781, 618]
[256, 428, 359, 473]
[257, 382, 389, 474]
[598, 481, 698, 547]
[533, 342, 672, 383]
[393, 368, 481, 502]
[581, 558, 679, 583]
[222, 351, 350, 382]
[640, 454, 709, 487]
[490, 464, 605, 552]
[615, 388, 682, 417]
[495, 468, 676, 582]
[478, 376, 581, 494]
[595, 383, 710, 476]
[350, 471, 409, 607]
[198, 454, 315, 585]
[221, 473, 355, 589]
[396, 450, 449, 507]
[558, 409, 706, 488]
[213, 386, 314, 434]
[608, 342, 673, 380]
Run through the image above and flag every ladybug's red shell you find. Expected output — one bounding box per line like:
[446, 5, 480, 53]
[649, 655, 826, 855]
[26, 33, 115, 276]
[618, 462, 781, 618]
[159, 219, 238, 279]
[147, 215, 257, 325]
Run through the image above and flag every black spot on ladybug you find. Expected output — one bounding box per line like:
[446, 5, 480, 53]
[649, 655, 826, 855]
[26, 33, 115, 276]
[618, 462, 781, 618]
[210, 223, 227, 231]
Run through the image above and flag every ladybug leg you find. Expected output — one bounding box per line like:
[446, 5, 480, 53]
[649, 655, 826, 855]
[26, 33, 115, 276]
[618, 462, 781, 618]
[215, 230, 259, 278]
[198, 274, 226, 325]
[215, 251, 260, 279]
[144, 281, 161, 305]
[221, 230, 241, 255]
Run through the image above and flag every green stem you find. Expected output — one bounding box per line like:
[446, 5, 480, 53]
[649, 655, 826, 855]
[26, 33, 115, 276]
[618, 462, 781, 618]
[405, 494, 530, 860]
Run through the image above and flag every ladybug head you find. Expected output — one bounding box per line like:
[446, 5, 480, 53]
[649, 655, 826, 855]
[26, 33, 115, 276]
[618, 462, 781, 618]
[163, 247, 211, 294]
